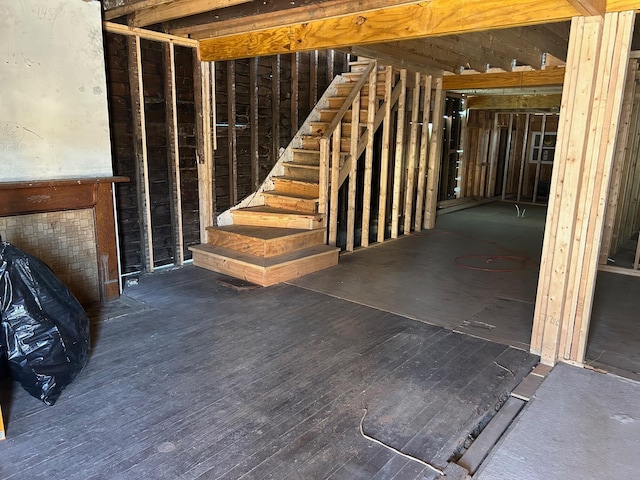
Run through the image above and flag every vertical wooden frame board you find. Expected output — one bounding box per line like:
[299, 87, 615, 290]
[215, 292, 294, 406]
[127, 35, 154, 272]
[457, 102, 469, 199]
[320, 137, 330, 241]
[193, 57, 214, 241]
[532, 114, 548, 203]
[164, 42, 184, 266]
[424, 77, 446, 230]
[227, 60, 238, 206]
[329, 122, 342, 246]
[272, 55, 281, 162]
[533, 16, 594, 361]
[377, 67, 395, 244]
[500, 114, 515, 200]
[404, 73, 422, 234]
[569, 11, 634, 362]
[391, 69, 408, 239]
[415, 75, 433, 231]
[486, 115, 500, 198]
[291, 52, 300, 136]
[532, 12, 634, 364]
[0, 0, 112, 181]
[361, 64, 379, 247]
[346, 93, 362, 251]
[250, 58, 260, 191]
[517, 113, 531, 202]
[310, 51, 319, 109]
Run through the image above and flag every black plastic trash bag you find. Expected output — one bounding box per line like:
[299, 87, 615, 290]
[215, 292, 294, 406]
[0, 241, 89, 405]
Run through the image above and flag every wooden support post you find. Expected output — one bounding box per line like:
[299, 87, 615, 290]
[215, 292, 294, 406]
[127, 35, 154, 272]
[193, 56, 214, 240]
[532, 113, 548, 203]
[291, 52, 300, 136]
[600, 59, 639, 263]
[250, 57, 260, 191]
[457, 103, 469, 199]
[487, 114, 500, 198]
[516, 113, 531, 202]
[310, 50, 318, 109]
[404, 72, 422, 234]
[328, 122, 342, 246]
[361, 64, 378, 247]
[319, 137, 330, 242]
[272, 55, 281, 163]
[415, 75, 433, 231]
[164, 42, 184, 266]
[501, 114, 515, 200]
[424, 77, 446, 229]
[531, 11, 634, 366]
[346, 92, 362, 251]
[227, 61, 238, 206]
[377, 66, 394, 243]
[391, 69, 408, 239]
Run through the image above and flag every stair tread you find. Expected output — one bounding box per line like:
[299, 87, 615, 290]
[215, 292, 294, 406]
[274, 175, 319, 184]
[236, 206, 322, 217]
[291, 148, 320, 154]
[191, 242, 338, 268]
[284, 162, 320, 169]
[207, 224, 318, 240]
[262, 190, 319, 200]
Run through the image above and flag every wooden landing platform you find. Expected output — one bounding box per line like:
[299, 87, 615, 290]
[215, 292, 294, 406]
[190, 242, 338, 286]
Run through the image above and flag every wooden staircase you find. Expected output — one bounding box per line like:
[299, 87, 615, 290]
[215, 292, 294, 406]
[190, 60, 384, 286]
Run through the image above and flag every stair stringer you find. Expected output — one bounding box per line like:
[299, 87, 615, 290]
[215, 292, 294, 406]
[216, 73, 351, 226]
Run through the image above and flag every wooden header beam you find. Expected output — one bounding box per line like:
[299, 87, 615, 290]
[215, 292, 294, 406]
[199, 0, 587, 62]
[466, 93, 562, 109]
[568, 0, 606, 15]
[443, 67, 566, 90]
[132, 0, 252, 27]
[103, 21, 199, 48]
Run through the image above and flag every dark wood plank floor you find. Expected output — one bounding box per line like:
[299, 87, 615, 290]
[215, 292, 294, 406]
[0, 266, 537, 479]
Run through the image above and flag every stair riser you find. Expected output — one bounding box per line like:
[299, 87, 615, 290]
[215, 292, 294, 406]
[207, 228, 323, 257]
[232, 211, 323, 230]
[273, 178, 319, 197]
[283, 165, 319, 181]
[192, 248, 338, 287]
[318, 110, 368, 123]
[335, 84, 386, 96]
[291, 150, 321, 165]
[309, 123, 364, 138]
[327, 96, 382, 109]
[301, 136, 351, 152]
[262, 194, 318, 214]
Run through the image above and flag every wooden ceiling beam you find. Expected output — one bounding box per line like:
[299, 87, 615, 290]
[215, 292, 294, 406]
[466, 93, 562, 109]
[104, 0, 174, 21]
[132, 0, 253, 28]
[567, 0, 606, 15]
[198, 0, 584, 62]
[443, 67, 566, 90]
[606, 0, 640, 11]
[172, 0, 424, 39]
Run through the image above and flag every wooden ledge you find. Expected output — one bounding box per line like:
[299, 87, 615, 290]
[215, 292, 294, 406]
[0, 176, 129, 190]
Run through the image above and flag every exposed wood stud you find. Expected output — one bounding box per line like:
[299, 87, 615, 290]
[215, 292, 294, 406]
[310, 50, 318, 109]
[272, 55, 281, 163]
[500, 114, 515, 200]
[361, 63, 379, 247]
[328, 122, 342, 246]
[415, 74, 433, 231]
[424, 77, 446, 229]
[517, 113, 531, 202]
[227, 60, 238, 206]
[377, 66, 394, 243]
[531, 113, 548, 203]
[346, 92, 361, 251]
[193, 56, 215, 240]
[127, 35, 154, 272]
[391, 69, 408, 239]
[487, 114, 500, 198]
[404, 72, 422, 234]
[250, 57, 260, 191]
[163, 41, 184, 266]
[291, 52, 300, 136]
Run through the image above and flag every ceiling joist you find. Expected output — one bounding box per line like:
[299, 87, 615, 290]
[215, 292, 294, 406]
[197, 0, 586, 62]
[132, 0, 253, 28]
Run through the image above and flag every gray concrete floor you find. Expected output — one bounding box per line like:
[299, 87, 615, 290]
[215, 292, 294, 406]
[475, 362, 640, 479]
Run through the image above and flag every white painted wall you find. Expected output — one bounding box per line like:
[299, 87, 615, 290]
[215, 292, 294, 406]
[0, 0, 113, 181]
